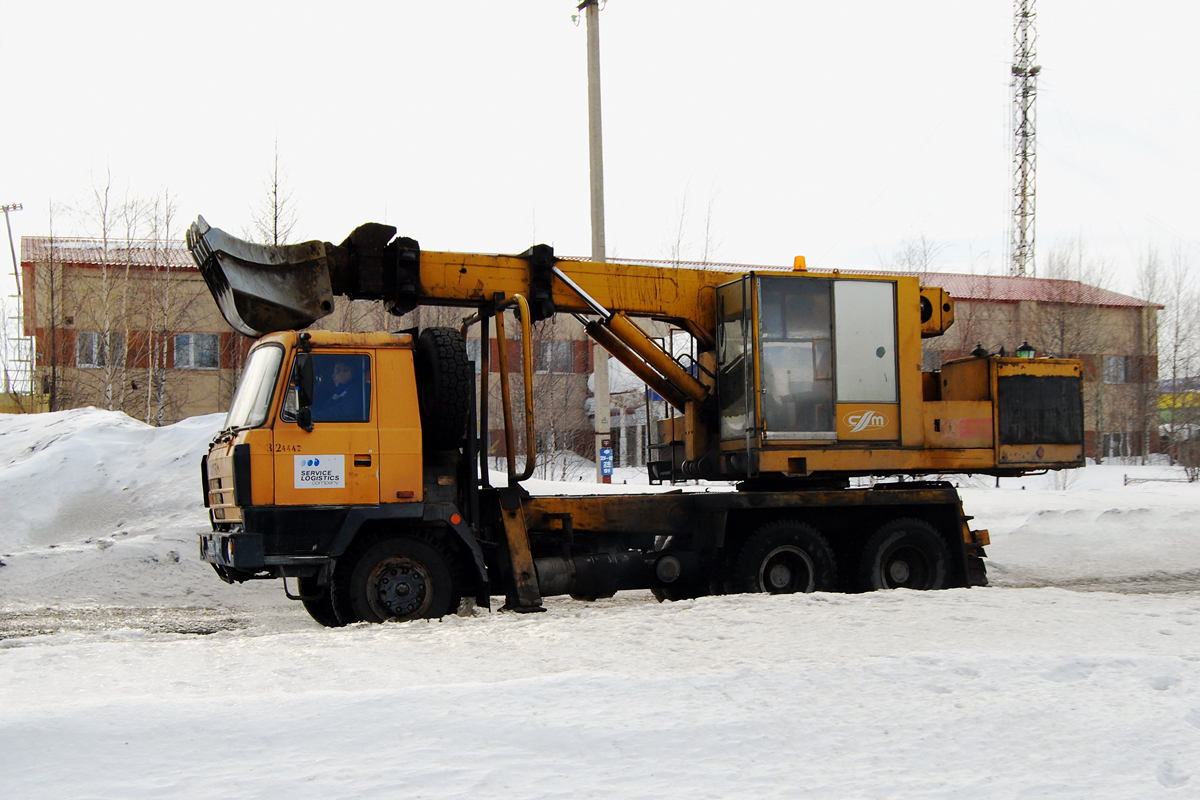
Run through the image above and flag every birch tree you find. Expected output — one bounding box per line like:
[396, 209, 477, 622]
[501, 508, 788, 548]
[145, 191, 178, 425]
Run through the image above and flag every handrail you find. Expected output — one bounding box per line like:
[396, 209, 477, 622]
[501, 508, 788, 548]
[465, 293, 537, 485]
[460, 307, 490, 488]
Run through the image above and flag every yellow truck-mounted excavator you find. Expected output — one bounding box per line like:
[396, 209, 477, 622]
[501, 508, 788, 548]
[188, 216, 1084, 625]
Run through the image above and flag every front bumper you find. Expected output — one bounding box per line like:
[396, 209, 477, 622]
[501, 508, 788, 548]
[200, 530, 264, 570]
[199, 530, 332, 584]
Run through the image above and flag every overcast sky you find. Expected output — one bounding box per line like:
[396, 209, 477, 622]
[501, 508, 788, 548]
[1, 0, 1197, 302]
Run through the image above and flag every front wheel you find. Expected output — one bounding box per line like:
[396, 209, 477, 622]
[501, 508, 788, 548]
[334, 536, 457, 623]
[298, 576, 343, 628]
[859, 518, 950, 591]
[732, 521, 838, 595]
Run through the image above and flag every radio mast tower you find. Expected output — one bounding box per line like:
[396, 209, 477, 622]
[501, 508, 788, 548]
[1010, 0, 1040, 277]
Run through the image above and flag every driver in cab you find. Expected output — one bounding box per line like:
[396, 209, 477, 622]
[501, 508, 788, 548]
[310, 356, 369, 422]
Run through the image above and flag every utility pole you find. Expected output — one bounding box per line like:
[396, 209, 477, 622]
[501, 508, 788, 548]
[1, 202, 27, 404]
[2, 203, 21, 293]
[580, 0, 612, 483]
[1010, 0, 1040, 277]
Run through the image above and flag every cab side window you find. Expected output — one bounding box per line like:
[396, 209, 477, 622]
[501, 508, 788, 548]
[309, 353, 372, 422]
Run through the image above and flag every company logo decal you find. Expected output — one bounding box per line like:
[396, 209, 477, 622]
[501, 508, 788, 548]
[844, 410, 889, 433]
[294, 454, 345, 489]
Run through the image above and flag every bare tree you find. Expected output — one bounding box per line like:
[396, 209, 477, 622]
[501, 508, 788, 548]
[144, 190, 189, 425]
[1037, 237, 1116, 461]
[699, 185, 721, 266]
[882, 234, 946, 280]
[1151, 244, 1199, 471]
[251, 140, 298, 246]
[662, 182, 722, 266]
[527, 317, 591, 480]
[90, 172, 119, 410]
[318, 297, 390, 334]
[666, 184, 690, 266]
[30, 203, 71, 411]
[114, 191, 150, 412]
[69, 174, 164, 417]
[1136, 245, 1166, 463]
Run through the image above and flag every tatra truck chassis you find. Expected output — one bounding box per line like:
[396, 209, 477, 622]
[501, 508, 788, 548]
[188, 217, 1083, 625]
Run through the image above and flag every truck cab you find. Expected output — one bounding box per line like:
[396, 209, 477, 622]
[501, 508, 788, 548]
[201, 329, 488, 625]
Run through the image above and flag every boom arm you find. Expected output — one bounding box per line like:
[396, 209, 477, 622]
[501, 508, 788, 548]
[187, 216, 744, 342]
[189, 217, 1032, 484]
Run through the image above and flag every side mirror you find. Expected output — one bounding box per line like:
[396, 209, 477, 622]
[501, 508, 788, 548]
[291, 353, 314, 408]
[288, 353, 315, 432]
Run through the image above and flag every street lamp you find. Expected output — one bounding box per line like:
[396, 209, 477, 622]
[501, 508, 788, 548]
[1016, 341, 1036, 359]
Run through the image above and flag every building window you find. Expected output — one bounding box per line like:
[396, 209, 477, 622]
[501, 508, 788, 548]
[1103, 355, 1128, 385]
[535, 340, 575, 374]
[76, 331, 124, 368]
[1102, 432, 1129, 458]
[175, 333, 220, 369]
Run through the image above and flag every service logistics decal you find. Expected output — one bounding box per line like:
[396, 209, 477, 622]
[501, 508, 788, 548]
[844, 409, 888, 434]
[294, 454, 345, 489]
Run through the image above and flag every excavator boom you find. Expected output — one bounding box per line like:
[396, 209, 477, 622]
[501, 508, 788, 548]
[185, 217, 760, 344]
[187, 217, 336, 337]
[188, 215, 1081, 483]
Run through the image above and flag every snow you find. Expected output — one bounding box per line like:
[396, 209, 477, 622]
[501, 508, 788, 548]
[2, 408, 1200, 797]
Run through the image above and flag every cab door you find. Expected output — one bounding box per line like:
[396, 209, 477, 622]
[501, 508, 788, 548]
[273, 350, 380, 506]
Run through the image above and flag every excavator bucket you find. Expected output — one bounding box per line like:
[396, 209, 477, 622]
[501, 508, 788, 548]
[186, 216, 335, 337]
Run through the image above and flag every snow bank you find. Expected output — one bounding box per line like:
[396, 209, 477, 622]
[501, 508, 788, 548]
[0, 409, 285, 612]
[962, 466, 1200, 589]
[0, 408, 223, 550]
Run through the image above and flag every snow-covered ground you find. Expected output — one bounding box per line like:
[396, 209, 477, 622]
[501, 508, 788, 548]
[2, 409, 1199, 798]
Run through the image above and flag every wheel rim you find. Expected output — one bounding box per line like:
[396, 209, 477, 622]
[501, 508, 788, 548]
[366, 556, 433, 621]
[880, 544, 933, 589]
[758, 545, 816, 593]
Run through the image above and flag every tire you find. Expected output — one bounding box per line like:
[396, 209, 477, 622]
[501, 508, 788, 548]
[967, 555, 989, 587]
[860, 518, 950, 591]
[731, 520, 838, 594]
[298, 576, 343, 628]
[415, 328, 472, 450]
[651, 584, 707, 602]
[333, 535, 457, 624]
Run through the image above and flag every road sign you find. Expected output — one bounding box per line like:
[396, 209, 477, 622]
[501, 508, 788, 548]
[599, 446, 613, 476]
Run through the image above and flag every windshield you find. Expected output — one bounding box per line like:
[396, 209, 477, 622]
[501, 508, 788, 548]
[225, 344, 284, 430]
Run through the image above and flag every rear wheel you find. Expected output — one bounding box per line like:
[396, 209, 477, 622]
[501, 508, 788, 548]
[732, 521, 838, 595]
[860, 518, 949, 591]
[415, 327, 472, 450]
[651, 584, 707, 602]
[298, 576, 343, 628]
[334, 536, 457, 624]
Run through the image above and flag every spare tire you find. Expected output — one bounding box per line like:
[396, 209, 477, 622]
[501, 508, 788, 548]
[415, 327, 472, 450]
